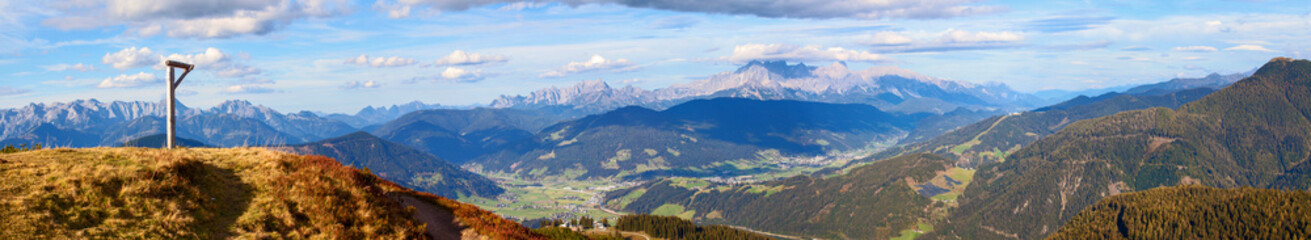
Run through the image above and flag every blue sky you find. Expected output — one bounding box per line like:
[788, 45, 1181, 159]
[0, 0, 1306, 113]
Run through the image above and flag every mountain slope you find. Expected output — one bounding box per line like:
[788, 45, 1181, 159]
[478, 98, 922, 180]
[0, 148, 543, 239]
[934, 57, 1311, 239]
[1049, 185, 1311, 239]
[870, 87, 1218, 169]
[274, 132, 503, 198]
[372, 108, 565, 164]
[603, 153, 959, 239]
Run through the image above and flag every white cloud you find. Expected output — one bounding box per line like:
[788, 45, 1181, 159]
[43, 0, 350, 39]
[866, 29, 1025, 53]
[441, 67, 484, 82]
[43, 63, 97, 72]
[1173, 46, 1218, 52]
[102, 47, 156, 69]
[723, 44, 887, 64]
[381, 0, 1004, 19]
[341, 80, 383, 89]
[862, 32, 912, 46]
[162, 47, 264, 78]
[163, 47, 228, 67]
[345, 54, 417, 67]
[432, 50, 508, 66]
[222, 84, 277, 94]
[101, 47, 263, 78]
[0, 86, 30, 96]
[939, 29, 1024, 43]
[1225, 44, 1277, 52]
[97, 72, 160, 88]
[541, 55, 636, 78]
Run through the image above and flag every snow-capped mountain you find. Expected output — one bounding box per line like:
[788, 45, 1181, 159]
[0, 99, 356, 147]
[489, 60, 1043, 114]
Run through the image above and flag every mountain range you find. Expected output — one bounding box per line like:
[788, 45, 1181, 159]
[475, 98, 933, 180]
[491, 61, 1044, 115]
[0, 99, 359, 147]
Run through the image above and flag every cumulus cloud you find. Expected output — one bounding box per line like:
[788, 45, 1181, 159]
[1224, 44, 1276, 52]
[866, 29, 1025, 53]
[432, 50, 507, 66]
[341, 80, 382, 89]
[0, 86, 31, 96]
[441, 67, 484, 82]
[162, 47, 264, 78]
[345, 54, 418, 67]
[222, 84, 277, 94]
[103, 47, 157, 69]
[97, 72, 160, 88]
[102, 47, 263, 78]
[43, 63, 97, 72]
[540, 55, 636, 78]
[43, 0, 350, 39]
[723, 44, 887, 64]
[1173, 46, 1218, 52]
[378, 0, 1004, 19]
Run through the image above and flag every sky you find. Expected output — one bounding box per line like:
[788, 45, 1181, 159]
[0, 0, 1306, 113]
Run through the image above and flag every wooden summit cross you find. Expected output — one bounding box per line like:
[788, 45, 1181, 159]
[164, 60, 194, 149]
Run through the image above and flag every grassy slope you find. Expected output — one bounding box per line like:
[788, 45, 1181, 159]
[0, 147, 543, 239]
[1049, 185, 1311, 239]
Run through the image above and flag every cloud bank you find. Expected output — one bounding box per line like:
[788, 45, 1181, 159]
[380, 0, 1004, 19]
[724, 44, 887, 63]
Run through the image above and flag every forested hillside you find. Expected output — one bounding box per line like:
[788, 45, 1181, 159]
[372, 108, 568, 164]
[604, 153, 961, 239]
[932, 57, 1311, 239]
[870, 87, 1217, 169]
[1049, 185, 1311, 239]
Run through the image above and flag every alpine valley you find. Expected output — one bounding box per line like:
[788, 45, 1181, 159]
[5, 59, 1309, 240]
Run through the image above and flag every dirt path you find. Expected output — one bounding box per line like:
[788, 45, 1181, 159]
[388, 193, 465, 240]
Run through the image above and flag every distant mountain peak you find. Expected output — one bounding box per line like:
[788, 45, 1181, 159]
[736, 60, 815, 78]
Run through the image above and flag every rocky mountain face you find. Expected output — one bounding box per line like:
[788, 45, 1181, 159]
[0, 99, 357, 147]
[489, 61, 1044, 115]
[490, 79, 660, 114]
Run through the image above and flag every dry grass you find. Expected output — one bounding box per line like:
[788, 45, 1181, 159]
[0, 147, 542, 239]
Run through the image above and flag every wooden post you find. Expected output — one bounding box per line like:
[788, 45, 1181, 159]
[165, 60, 194, 149]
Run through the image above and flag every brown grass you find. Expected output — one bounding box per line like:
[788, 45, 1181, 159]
[0, 147, 543, 239]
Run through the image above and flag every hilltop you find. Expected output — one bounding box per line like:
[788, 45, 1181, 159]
[0, 147, 542, 239]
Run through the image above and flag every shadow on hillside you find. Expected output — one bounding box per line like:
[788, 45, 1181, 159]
[386, 193, 466, 240]
[191, 162, 253, 238]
